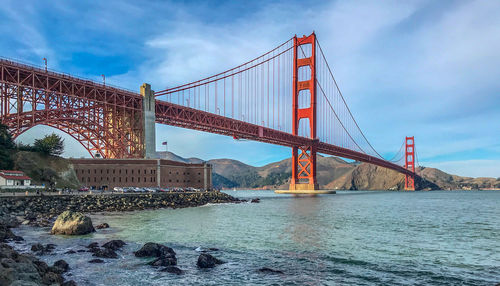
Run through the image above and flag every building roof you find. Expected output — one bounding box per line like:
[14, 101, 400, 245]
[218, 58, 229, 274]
[0, 170, 25, 174]
[0, 170, 32, 180]
[69, 158, 206, 167]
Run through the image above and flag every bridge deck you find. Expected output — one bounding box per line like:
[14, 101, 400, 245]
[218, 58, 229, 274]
[155, 100, 414, 176]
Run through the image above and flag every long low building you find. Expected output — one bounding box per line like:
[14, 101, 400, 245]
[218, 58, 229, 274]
[70, 159, 212, 190]
[0, 170, 32, 187]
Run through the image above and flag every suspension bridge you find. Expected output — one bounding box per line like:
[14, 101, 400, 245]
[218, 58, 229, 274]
[0, 32, 417, 192]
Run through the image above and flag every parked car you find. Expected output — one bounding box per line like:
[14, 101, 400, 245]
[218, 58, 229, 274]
[78, 187, 89, 192]
[113, 187, 124, 192]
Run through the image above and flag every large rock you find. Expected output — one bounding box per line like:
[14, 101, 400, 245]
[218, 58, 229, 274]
[102, 240, 126, 251]
[95, 223, 110, 229]
[160, 266, 184, 275]
[0, 243, 67, 285]
[92, 248, 118, 259]
[52, 260, 70, 273]
[0, 224, 23, 242]
[134, 243, 175, 258]
[148, 256, 177, 267]
[197, 253, 225, 268]
[51, 211, 95, 235]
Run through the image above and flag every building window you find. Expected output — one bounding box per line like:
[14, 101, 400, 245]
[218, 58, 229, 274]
[169, 179, 172, 182]
[132, 177, 134, 182]
[198, 172, 201, 175]
[88, 169, 90, 174]
[107, 169, 109, 174]
[119, 177, 121, 182]
[132, 170, 134, 175]
[94, 169, 96, 174]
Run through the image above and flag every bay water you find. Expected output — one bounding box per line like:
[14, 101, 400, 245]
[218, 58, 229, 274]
[12, 190, 500, 285]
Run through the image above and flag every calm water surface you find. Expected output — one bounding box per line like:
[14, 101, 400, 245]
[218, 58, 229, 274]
[13, 190, 500, 285]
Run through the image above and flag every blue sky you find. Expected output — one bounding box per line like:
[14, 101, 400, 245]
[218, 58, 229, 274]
[2, 0, 499, 177]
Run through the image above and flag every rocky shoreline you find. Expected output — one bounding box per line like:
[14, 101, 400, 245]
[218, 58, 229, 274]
[0, 191, 254, 285]
[0, 191, 240, 226]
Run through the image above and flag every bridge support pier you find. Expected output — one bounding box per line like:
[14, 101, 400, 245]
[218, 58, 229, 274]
[141, 83, 156, 159]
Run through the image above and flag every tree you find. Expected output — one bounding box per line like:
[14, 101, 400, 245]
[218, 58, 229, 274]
[34, 133, 65, 156]
[0, 122, 15, 169]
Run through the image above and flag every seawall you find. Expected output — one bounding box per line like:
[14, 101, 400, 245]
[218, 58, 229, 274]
[0, 191, 239, 218]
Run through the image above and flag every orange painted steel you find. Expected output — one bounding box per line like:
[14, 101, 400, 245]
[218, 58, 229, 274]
[291, 33, 318, 190]
[0, 32, 418, 189]
[405, 136, 416, 190]
[0, 59, 144, 158]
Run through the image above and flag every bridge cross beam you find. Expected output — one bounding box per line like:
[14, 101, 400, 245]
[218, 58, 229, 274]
[290, 33, 320, 192]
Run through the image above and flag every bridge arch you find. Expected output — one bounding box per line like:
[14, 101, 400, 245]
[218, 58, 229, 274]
[12, 120, 107, 158]
[0, 58, 145, 159]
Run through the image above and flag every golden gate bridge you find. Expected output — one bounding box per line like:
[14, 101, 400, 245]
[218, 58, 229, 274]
[0, 32, 417, 191]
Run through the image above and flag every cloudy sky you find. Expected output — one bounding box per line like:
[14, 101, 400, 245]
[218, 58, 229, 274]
[1, 0, 499, 177]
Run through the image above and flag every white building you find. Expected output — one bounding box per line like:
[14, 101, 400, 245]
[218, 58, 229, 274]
[0, 170, 31, 186]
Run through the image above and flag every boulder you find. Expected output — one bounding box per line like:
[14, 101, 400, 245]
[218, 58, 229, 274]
[102, 240, 126, 251]
[88, 258, 104, 263]
[62, 280, 77, 286]
[53, 259, 69, 273]
[87, 242, 99, 249]
[51, 211, 95, 235]
[0, 224, 19, 242]
[197, 253, 225, 268]
[148, 256, 177, 267]
[251, 198, 260, 203]
[92, 248, 118, 259]
[160, 266, 184, 275]
[134, 243, 176, 258]
[0, 243, 73, 285]
[31, 243, 55, 255]
[0, 215, 20, 228]
[31, 243, 44, 252]
[64, 250, 76, 254]
[42, 271, 64, 285]
[96, 223, 110, 229]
